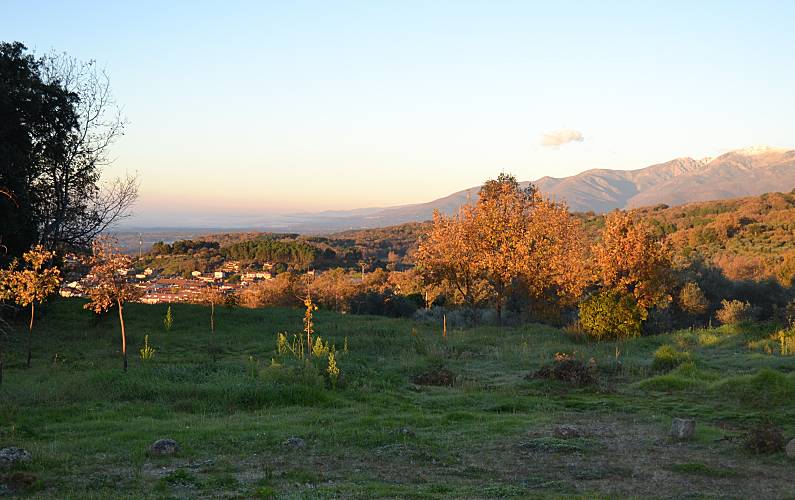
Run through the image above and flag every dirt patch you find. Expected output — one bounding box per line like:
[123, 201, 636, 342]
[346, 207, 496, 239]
[412, 367, 455, 386]
[460, 415, 795, 498]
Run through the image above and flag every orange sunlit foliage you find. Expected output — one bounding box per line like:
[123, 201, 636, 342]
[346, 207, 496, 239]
[593, 211, 673, 310]
[417, 174, 589, 319]
[84, 238, 143, 372]
[6, 245, 62, 368]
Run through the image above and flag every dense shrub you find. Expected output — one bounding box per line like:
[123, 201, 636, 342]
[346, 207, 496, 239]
[678, 282, 709, 316]
[578, 291, 645, 340]
[652, 344, 691, 371]
[715, 299, 756, 325]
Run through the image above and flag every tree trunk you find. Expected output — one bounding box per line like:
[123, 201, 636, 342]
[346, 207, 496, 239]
[27, 302, 34, 368]
[118, 299, 127, 372]
[210, 301, 215, 333]
[495, 289, 504, 326]
[210, 301, 216, 362]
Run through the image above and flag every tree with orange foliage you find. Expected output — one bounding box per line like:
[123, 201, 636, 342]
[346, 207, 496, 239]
[416, 204, 489, 309]
[474, 174, 589, 320]
[417, 174, 589, 321]
[593, 211, 673, 311]
[7, 245, 62, 368]
[84, 239, 143, 372]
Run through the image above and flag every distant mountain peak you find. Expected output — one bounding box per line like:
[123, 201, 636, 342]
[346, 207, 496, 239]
[733, 145, 787, 156]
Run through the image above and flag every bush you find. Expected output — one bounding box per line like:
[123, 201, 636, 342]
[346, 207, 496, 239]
[530, 353, 597, 386]
[744, 421, 786, 454]
[578, 291, 646, 340]
[678, 282, 709, 316]
[715, 299, 756, 325]
[652, 344, 690, 371]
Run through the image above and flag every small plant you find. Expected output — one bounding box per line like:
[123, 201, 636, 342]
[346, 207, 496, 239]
[343, 336, 349, 354]
[247, 355, 258, 379]
[276, 332, 304, 359]
[312, 336, 330, 358]
[776, 322, 795, 355]
[303, 293, 317, 357]
[139, 335, 156, 361]
[326, 351, 340, 386]
[652, 344, 690, 371]
[163, 305, 173, 331]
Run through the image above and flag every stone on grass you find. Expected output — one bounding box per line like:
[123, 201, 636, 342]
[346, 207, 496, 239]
[670, 418, 696, 440]
[0, 447, 31, 469]
[283, 437, 306, 448]
[786, 438, 795, 458]
[553, 425, 583, 439]
[149, 439, 180, 456]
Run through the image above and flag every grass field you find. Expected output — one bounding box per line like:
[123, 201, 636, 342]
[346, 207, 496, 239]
[1, 299, 794, 498]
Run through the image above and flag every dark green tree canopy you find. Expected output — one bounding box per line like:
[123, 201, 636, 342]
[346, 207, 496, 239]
[1, 42, 77, 260]
[1, 42, 136, 261]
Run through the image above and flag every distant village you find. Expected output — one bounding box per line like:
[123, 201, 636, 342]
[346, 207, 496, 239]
[58, 255, 315, 304]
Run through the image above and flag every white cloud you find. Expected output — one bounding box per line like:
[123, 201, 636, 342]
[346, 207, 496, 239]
[541, 129, 584, 147]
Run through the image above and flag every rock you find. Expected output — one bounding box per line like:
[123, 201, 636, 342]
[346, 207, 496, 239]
[553, 425, 583, 439]
[149, 439, 180, 456]
[0, 446, 30, 469]
[787, 438, 795, 458]
[0, 447, 31, 469]
[393, 427, 416, 437]
[670, 418, 696, 440]
[283, 437, 306, 448]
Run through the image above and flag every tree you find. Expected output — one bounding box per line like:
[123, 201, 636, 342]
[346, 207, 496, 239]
[7, 245, 62, 367]
[83, 239, 143, 372]
[197, 284, 224, 361]
[417, 174, 589, 322]
[471, 174, 538, 321]
[36, 50, 138, 251]
[0, 42, 137, 258]
[0, 265, 19, 383]
[473, 174, 589, 320]
[416, 205, 489, 309]
[593, 211, 673, 311]
[308, 268, 359, 312]
[1, 42, 75, 259]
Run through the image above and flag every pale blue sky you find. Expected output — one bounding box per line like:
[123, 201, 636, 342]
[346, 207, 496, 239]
[4, 1, 794, 223]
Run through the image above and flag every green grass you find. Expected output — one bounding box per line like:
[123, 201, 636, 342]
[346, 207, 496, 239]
[1, 299, 794, 498]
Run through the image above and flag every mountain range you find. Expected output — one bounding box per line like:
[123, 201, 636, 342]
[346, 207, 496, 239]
[123, 146, 795, 234]
[278, 145, 795, 231]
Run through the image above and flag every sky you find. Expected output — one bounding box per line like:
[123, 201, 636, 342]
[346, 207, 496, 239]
[3, 1, 795, 225]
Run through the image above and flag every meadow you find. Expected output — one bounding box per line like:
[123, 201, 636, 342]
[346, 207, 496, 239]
[1, 299, 794, 498]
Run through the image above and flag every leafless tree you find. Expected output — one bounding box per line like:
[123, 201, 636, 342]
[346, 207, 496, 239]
[37, 53, 138, 251]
